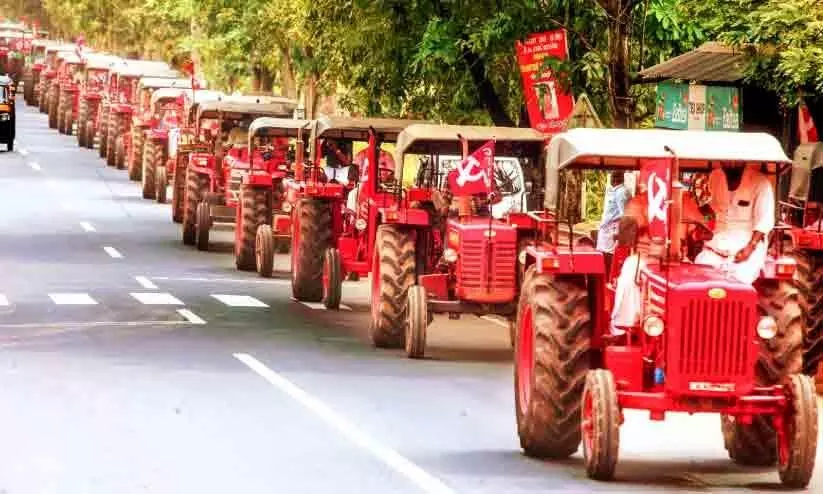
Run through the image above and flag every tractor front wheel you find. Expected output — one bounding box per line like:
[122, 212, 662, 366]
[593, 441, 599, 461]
[98, 109, 108, 158]
[85, 121, 95, 150]
[405, 285, 428, 359]
[290, 199, 332, 302]
[182, 168, 207, 245]
[129, 128, 145, 181]
[369, 225, 416, 349]
[515, 267, 592, 458]
[722, 278, 804, 466]
[156, 166, 167, 204]
[582, 369, 620, 481]
[256, 225, 274, 278]
[236, 185, 269, 271]
[77, 101, 87, 147]
[142, 140, 159, 199]
[322, 247, 343, 310]
[195, 202, 211, 251]
[115, 137, 126, 170]
[777, 374, 818, 488]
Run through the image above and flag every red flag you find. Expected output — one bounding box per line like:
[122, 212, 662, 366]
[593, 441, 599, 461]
[640, 158, 672, 242]
[448, 140, 495, 196]
[798, 102, 819, 144]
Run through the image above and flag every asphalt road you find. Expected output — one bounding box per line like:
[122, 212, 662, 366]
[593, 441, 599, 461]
[0, 98, 820, 494]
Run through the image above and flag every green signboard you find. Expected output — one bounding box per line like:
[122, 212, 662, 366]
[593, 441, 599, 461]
[706, 86, 741, 131]
[654, 82, 688, 130]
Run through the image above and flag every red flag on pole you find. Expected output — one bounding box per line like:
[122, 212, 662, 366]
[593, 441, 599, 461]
[447, 140, 496, 196]
[798, 102, 819, 144]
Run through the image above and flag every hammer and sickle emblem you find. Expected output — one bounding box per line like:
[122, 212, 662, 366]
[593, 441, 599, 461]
[647, 172, 668, 221]
[456, 148, 492, 187]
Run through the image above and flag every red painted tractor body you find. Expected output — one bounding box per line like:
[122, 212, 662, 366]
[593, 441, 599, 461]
[514, 128, 817, 487]
[75, 55, 119, 149]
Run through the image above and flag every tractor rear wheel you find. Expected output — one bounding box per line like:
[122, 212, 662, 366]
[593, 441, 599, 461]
[65, 104, 74, 136]
[77, 101, 87, 147]
[84, 121, 95, 150]
[182, 168, 207, 246]
[236, 185, 269, 271]
[142, 140, 160, 199]
[369, 225, 416, 349]
[722, 278, 804, 466]
[515, 268, 591, 458]
[129, 128, 145, 181]
[290, 199, 332, 302]
[57, 96, 66, 134]
[156, 166, 167, 204]
[777, 374, 818, 488]
[48, 91, 58, 129]
[106, 113, 119, 167]
[195, 201, 211, 251]
[582, 369, 620, 481]
[171, 157, 185, 223]
[795, 251, 823, 380]
[256, 224, 275, 278]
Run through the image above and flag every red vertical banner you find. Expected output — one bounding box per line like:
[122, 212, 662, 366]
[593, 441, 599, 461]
[515, 30, 574, 133]
[640, 158, 672, 242]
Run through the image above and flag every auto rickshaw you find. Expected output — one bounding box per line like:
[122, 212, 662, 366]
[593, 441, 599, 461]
[0, 75, 15, 151]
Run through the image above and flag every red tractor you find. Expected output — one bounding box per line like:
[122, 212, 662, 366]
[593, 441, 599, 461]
[165, 89, 225, 223]
[103, 61, 178, 169]
[287, 117, 430, 306]
[40, 46, 74, 122]
[182, 96, 297, 249]
[23, 39, 51, 106]
[75, 54, 120, 149]
[0, 28, 26, 86]
[514, 128, 816, 487]
[128, 77, 192, 184]
[360, 124, 545, 357]
[784, 142, 823, 385]
[230, 116, 313, 274]
[55, 52, 87, 135]
[37, 44, 69, 113]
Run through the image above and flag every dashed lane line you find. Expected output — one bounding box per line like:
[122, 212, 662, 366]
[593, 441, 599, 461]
[48, 293, 98, 305]
[79, 221, 96, 232]
[177, 308, 206, 324]
[299, 301, 352, 311]
[103, 246, 123, 259]
[0, 295, 8, 306]
[235, 353, 454, 494]
[134, 276, 158, 290]
[130, 292, 183, 305]
[28, 161, 41, 171]
[211, 294, 268, 307]
[18, 148, 28, 156]
[150, 276, 290, 285]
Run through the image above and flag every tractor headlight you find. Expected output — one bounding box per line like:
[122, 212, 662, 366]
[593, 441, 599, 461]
[643, 316, 665, 337]
[355, 218, 367, 231]
[443, 248, 458, 263]
[282, 202, 292, 213]
[756, 316, 777, 340]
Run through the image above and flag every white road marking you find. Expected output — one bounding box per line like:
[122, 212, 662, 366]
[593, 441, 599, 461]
[299, 301, 351, 311]
[48, 293, 97, 305]
[177, 308, 206, 324]
[481, 315, 510, 329]
[211, 294, 269, 307]
[134, 276, 157, 290]
[235, 353, 454, 494]
[79, 221, 96, 232]
[19, 149, 28, 156]
[151, 276, 290, 285]
[60, 201, 73, 210]
[28, 161, 41, 171]
[130, 292, 183, 305]
[103, 246, 123, 258]
[0, 294, 8, 306]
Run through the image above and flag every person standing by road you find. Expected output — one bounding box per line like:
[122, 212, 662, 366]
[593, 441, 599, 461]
[596, 172, 630, 269]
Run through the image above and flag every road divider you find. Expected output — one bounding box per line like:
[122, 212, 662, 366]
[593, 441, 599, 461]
[235, 353, 454, 494]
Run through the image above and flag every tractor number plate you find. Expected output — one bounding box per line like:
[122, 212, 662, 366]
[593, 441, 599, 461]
[689, 381, 735, 392]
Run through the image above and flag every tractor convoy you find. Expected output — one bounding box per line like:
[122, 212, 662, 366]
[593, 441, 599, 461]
[12, 30, 823, 489]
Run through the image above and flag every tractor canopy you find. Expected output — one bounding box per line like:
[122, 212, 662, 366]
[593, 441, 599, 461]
[248, 117, 313, 142]
[138, 76, 192, 92]
[195, 95, 297, 122]
[789, 142, 823, 203]
[83, 54, 120, 71]
[312, 115, 430, 142]
[183, 90, 225, 124]
[150, 87, 189, 107]
[394, 123, 545, 162]
[543, 128, 791, 211]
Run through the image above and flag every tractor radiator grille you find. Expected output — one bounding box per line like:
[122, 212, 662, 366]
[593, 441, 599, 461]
[675, 299, 753, 379]
[459, 239, 517, 293]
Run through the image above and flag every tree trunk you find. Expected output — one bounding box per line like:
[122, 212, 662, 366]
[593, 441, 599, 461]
[462, 47, 514, 126]
[278, 48, 298, 99]
[603, 0, 635, 128]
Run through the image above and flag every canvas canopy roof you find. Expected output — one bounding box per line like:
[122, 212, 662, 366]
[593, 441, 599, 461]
[312, 116, 428, 142]
[112, 60, 177, 78]
[84, 54, 120, 70]
[57, 51, 84, 64]
[150, 87, 189, 106]
[0, 75, 13, 85]
[140, 77, 191, 91]
[395, 123, 546, 161]
[789, 142, 823, 201]
[196, 96, 297, 121]
[249, 117, 313, 139]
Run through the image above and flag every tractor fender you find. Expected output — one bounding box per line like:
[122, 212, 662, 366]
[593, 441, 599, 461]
[524, 245, 606, 276]
[148, 128, 169, 140]
[242, 172, 273, 187]
[110, 104, 134, 114]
